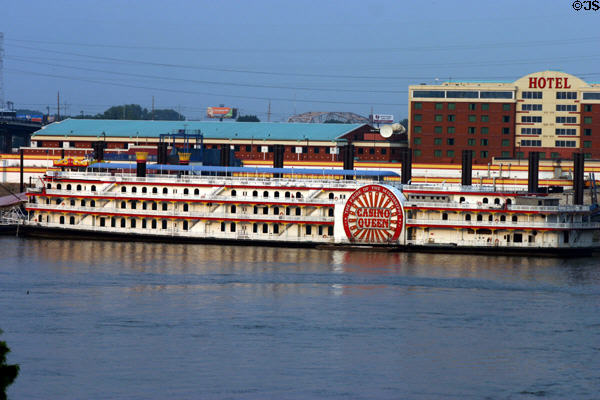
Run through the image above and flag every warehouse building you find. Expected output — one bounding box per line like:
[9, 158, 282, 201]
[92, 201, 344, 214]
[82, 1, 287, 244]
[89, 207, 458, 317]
[408, 71, 600, 163]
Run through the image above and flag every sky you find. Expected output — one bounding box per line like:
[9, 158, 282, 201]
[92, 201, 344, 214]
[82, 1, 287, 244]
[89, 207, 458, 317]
[1, 0, 599, 121]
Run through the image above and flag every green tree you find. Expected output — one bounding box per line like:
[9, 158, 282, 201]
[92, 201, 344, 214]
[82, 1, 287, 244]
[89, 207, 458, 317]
[324, 119, 344, 123]
[236, 115, 260, 122]
[152, 109, 185, 121]
[0, 330, 19, 400]
[399, 118, 408, 129]
[95, 104, 185, 121]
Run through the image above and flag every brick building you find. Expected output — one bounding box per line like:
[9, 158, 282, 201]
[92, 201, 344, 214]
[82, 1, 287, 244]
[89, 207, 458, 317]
[409, 71, 600, 163]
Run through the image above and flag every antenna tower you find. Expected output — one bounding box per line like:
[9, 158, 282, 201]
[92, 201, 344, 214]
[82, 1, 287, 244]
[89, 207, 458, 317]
[0, 32, 4, 109]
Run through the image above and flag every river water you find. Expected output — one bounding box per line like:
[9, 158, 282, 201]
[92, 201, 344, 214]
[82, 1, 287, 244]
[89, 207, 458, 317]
[1, 237, 599, 399]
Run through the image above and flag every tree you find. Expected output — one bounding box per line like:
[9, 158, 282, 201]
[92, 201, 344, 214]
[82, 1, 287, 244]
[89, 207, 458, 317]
[399, 118, 408, 129]
[0, 330, 19, 400]
[236, 115, 260, 122]
[94, 104, 185, 121]
[324, 119, 344, 124]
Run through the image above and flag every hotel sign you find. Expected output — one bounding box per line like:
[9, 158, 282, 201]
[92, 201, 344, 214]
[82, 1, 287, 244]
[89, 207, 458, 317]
[528, 77, 572, 89]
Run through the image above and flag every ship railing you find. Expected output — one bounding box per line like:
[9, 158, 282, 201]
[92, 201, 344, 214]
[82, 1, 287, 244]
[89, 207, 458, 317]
[403, 239, 573, 248]
[25, 204, 336, 223]
[38, 189, 342, 204]
[48, 170, 365, 189]
[406, 201, 591, 213]
[405, 218, 600, 229]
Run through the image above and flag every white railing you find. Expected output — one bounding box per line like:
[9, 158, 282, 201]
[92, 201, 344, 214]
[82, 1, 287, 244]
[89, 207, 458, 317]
[403, 239, 577, 249]
[406, 218, 600, 229]
[26, 203, 335, 223]
[405, 201, 591, 213]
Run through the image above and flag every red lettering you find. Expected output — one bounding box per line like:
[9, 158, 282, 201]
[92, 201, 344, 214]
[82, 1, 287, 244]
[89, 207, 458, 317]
[383, 209, 391, 218]
[529, 77, 537, 89]
[564, 77, 571, 89]
[547, 77, 555, 88]
[556, 78, 563, 89]
[538, 77, 546, 89]
[358, 218, 363, 228]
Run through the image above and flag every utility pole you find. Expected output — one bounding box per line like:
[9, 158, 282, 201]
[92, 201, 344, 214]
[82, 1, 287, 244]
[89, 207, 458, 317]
[267, 100, 271, 122]
[57, 91, 60, 120]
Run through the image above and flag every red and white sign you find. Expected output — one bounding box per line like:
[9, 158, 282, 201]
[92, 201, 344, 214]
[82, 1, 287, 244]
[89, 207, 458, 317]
[342, 184, 403, 243]
[372, 114, 394, 124]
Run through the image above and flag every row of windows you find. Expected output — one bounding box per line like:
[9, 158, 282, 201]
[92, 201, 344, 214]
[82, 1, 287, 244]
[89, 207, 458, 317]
[556, 104, 577, 112]
[522, 104, 542, 111]
[521, 140, 542, 147]
[221, 222, 334, 236]
[414, 102, 512, 111]
[556, 116, 577, 124]
[427, 138, 510, 146]
[414, 126, 510, 135]
[426, 150, 495, 158]
[413, 91, 513, 99]
[522, 91, 542, 99]
[556, 129, 577, 136]
[514, 152, 594, 160]
[555, 140, 577, 148]
[522, 116, 542, 123]
[556, 92, 577, 99]
[521, 128, 542, 135]
[583, 93, 600, 100]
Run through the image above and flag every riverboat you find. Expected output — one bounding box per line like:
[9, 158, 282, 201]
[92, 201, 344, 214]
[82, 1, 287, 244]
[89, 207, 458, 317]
[23, 164, 600, 255]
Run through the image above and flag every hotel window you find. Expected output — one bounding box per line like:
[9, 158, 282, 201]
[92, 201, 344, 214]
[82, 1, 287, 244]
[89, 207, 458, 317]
[522, 91, 542, 99]
[434, 138, 442, 145]
[468, 127, 476, 134]
[245, 145, 251, 152]
[584, 105, 593, 112]
[503, 116, 510, 123]
[358, 148, 364, 154]
[414, 102, 422, 109]
[448, 103, 456, 110]
[516, 151, 524, 159]
[480, 151, 488, 158]
[584, 117, 593, 124]
[447, 138, 454, 145]
[413, 91, 445, 98]
[481, 127, 489, 134]
[414, 138, 422, 145]
[467, 139, 476, 146]
[434, 114, 442, 122]
[583, 93, 600, 100]
[435, 103, 443, 110]
[556, 116, 577, 124]
[585, 153, 592, 159]
[555, 140, 576, 148]
[556, 92, 577, 99]
[521, 140, 542, 147]
[481, 103, 489, 111]
[522, 116, 542, 123]
[503, 127, 510, 134]
[446, 150, 454, 157]
[556, 129, 576, 136]
[584, 129, 592, 136]
[480, 139, 488, 146]
[584, 141, 592, 148]
[434, 126, 442, 134]
[468, 115, 476, 122]
[481, 115, 489, 122]
[469, 103, 476, 111]
[414, 114, 422, 121]
[521, 128, 542, 135]
[522, 104, 542, 111]
[503, 104, 511, 111]
[381, 148, 387, 155]
[414, 150, 422, 157]
[447, 115, 456, 122]
[481, 91, 512, 99]
[501, 151, 511, 158]
[502, 139, 510, 147]
[447, 127, 455, 134]
[556, 104, 577, 111]
[414, 126, 422, 133]
[551, 152, 560, 159]
[314, 147, 320, 154]
[434, 150, 442, 158]
[447, 91, 478, 98]
[369, 148, 375, 155]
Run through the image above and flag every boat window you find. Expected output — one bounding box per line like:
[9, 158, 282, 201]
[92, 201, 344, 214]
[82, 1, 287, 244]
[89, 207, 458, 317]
[183, 221, 188, 231]
[162, 220, 167, 230]
[273, 224, 279, 234]
[184, 188, 189, 195]
[70, 216, 75, 225]
[465, 214, 471, 221]
[488, 215, 493, 221]
[328, 226, 333, 236]
[70, 199, 75, 206]
[67, 184, 72, 190]
[231, 190, 236, 197]
[512, 215, 518, 222]
[100, 218, 105, 227]
[253, 190, 258, 197]
[477, 214, 483, 222]
[131, 219, 136, 228]
[296, 192, 302, 198]
[253, 206, 258, 214]
[162, 203, 168, 211]
[230, 205, 236, 213]
[274, 191, 279, 198]
[253, 223, 258, 233]
[38, 215, 42, 222]
[76, 185, 82, 191]
[183, 204, 189, 212]
[494, 198, 500, 205]
[194, 189, 199, 195]
[163, 188, 168, 194]
[120, 219, 126, 228]
[506, 199, 512, 205]
[91, 185, 96, 192]
[221, 222, 226, 232]
[111, 218, 116, 227]
[121, 186, 126, 193]
[306, 225, 312, 235]
[142, 202, 147, 210]
[230, 223, 236, 232]
[459, 197, 465, 203]
[47, 183, 52, 189]
[482, 197, 488, 204]
[500, 215, 506, 222]
[60, 216, 65, 224]
[121, 201, 126, 209]
[153, 187, 158, 194]
[142, 187, 147, 194]
[328, 208, 334, 217]
[57, 184, 62, 190]
[263, 191, 269, 198]
[152, 202, 157, 210]
[442, 213, 448, 220]
[273, 206, 279, 215]
[131, 201, 137, 210]
[132, 187, 137, 193]
[263, 207, 268, 215]
[329, 193, 334, 199]
[262, 224, 268, 233]
[295, 208, 301, 216]
[81, 200, 86, 207]
[285, 192, 291, 198]
[152, 220, 157, 229]
[513, 233, 523, 243]
[286, 207, 291, 215]
[142, 219, 147, 229]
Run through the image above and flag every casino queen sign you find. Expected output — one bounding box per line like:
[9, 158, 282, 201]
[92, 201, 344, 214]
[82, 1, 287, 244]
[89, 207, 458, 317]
[342, 184, 404, 243]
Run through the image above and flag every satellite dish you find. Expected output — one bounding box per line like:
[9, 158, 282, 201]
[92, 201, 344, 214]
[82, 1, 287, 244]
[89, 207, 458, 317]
[380, 125, 393, 138]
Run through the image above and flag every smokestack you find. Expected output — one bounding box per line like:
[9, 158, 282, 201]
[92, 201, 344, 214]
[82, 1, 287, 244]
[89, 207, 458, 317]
[573, 152, 584, 205]
[178, 152, 191, 166]
[92, 141, 105, 161]
[400, 148, 412, 184]
[61, 148, 65, 171]
[461, 150, 473, 186]
[157, 142, 168, 165]
[342, 144, 355, 180]
[19, 148, 24, 193]
[528, 151, 540, 194]
[219, 146, 231, 167]
[273, 144, 284, 178]
[136, 152, 147, 178]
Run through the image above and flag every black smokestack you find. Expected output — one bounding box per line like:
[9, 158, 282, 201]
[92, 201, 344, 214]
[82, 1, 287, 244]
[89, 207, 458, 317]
[528, 151, 540, 194]
[573, 152, 584, 205]
[461, 150, 473, 186]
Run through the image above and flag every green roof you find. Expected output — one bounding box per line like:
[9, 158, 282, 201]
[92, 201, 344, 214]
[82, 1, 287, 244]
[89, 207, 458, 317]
[33, 119, 367, 142]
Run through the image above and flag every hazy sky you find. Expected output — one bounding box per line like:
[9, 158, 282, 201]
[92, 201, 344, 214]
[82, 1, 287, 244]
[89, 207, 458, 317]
[1, 0, 599, 121]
